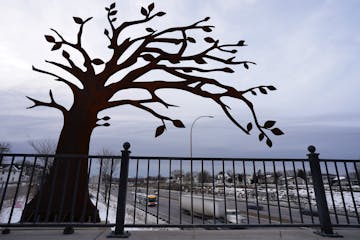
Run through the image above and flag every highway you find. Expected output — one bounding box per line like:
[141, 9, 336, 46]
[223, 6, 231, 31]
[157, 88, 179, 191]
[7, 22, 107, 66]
[126, 188, 359, 226]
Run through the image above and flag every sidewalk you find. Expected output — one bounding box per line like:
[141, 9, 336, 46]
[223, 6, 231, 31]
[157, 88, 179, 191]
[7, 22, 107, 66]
[1, 227, 359, 240]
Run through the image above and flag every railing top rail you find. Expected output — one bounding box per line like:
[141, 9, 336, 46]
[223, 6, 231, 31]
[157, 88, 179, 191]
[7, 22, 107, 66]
[0, 153, 122, 159]
[129, 155, 308, 161]
[319, 158, 360, 163]
[1, 153, 359, 162]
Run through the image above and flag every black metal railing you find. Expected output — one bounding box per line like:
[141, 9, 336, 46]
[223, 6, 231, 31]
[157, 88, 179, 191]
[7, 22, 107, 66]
[0, 143, 359, 237]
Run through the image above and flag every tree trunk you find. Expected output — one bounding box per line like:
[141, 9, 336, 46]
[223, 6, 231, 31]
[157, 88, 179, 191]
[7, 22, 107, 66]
[21, 107, 100, 222]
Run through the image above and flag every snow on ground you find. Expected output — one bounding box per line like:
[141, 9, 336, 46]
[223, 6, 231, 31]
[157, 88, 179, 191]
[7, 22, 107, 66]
[0, 196, 25, 223]
[221, 186, 360, 213]
[0, 189, 166, 226]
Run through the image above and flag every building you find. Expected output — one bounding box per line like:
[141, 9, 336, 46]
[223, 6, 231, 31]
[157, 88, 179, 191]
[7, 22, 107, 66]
[0, 165, 21, 183]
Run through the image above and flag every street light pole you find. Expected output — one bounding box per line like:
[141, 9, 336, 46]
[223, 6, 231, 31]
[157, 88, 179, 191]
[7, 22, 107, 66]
[190, 115, 214, 158]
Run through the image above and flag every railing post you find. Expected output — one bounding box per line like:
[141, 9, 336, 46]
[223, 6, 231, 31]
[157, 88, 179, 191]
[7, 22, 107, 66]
[108, 142, 131, 238]
[307, 145, 341, 237]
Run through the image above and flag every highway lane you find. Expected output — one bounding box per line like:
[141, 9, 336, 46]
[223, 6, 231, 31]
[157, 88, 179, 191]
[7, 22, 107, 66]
[126, 188, 359, 225]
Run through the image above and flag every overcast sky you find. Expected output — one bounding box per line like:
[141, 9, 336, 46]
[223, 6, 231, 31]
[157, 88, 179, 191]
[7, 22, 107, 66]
[0, 0, 359, 159]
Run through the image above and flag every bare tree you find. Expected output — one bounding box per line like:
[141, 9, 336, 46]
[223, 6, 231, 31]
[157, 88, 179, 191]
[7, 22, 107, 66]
[296, 169, 306, 180]
[28, 139, 57, 155]
[97, 148, 119, 203]
[22, 2, 283, 222]
[28, 139, 57, 170]
[197, 170, 212, 183]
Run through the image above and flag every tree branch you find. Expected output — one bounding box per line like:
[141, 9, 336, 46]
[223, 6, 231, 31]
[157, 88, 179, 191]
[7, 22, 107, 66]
[45, 60, 84, 83]
[32, 65, 81, 95]
[26, 90, 67, 114]
[49, 27, 94, 74]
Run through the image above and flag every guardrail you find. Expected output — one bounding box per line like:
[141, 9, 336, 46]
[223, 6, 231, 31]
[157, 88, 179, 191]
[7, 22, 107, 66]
[0, 143, 359, 237]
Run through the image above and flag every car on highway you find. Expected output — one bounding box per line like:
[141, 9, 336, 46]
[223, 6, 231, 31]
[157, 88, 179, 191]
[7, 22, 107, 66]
[246, 204, 264, 210]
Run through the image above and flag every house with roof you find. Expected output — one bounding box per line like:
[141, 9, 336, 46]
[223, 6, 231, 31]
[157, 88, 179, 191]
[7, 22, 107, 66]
[0, 165, 21, 184]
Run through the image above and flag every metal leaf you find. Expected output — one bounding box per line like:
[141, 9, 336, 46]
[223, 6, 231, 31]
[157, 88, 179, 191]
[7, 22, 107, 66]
[73, 17, 83, 24]
[266, 138, 273, 147]
[45, 35, 55, 43]
[62, 50, 70, 59]
[156, 12, 166, 16]
[258, 133, 265, 141]
[173, 120, 185, 128]
[187, 37, 196, 43]
[271, 128, 284, 135]
[194, 57, 206, 64]
[247, 122, 253, 132]
[155, 125, 166, 137]
[204, 37, 214, 43]
[148, 3, 155, 12]
[264, 120, 276, 129]
[259, 87, 267, 94]
[146, 27, 155, 32]
[203, 26, 212, 32]
[51, 43, 62, 51]
[141, 7, 148, 16]
[267, 85, 277, 91]
[223, 67, 234, 73]
[142, 54, 155, 61]
[92, 58, 105, 65]
[238, 40, 246, 46]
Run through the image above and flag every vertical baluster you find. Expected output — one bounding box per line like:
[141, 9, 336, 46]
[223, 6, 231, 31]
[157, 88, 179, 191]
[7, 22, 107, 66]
[8, 156, 26, 223]
[133, 159, 139, 224]
[80, 157, 92, 222]
[324, 161, 338, 224]
[222, 160, 227, 224]
[252, 160, 260, 224]
[301, 160, 314, 224]
[45, 155, 60, 222]
[292, 160, 303, 223]
[190, 158, 194, 224]
[272, 161, 282, 224]
[211, 160, 216, 224]
[22, 156, 38, 223]
[282, 161, 293, 223]
[70, 158, 82, 222]
[344, 161, 359, 223]
[168, 159, 172, 224]
[353, 161, 360, 223]
[33, 156, 49, 222]
[156, 159, 161, 224]
[334, 161, 349, 223]
[105, 158, 115, 224]
[58, 158, 71, 222]
[179, 159, 183, 224]
[243, 160, 249, 224]
[145, 159, 150, 224]
[232, 160, 239, 224]
[262, 161, 271, 224]
[94, 157, 103, 222]
[201, 159, 205, 224]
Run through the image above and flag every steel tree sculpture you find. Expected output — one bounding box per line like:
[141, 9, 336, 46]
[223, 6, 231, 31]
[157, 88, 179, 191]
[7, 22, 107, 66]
[22, 2, 283, 222]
